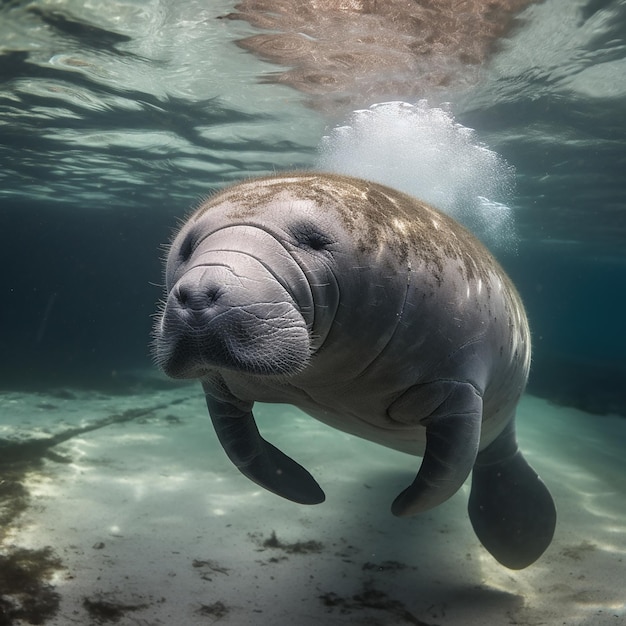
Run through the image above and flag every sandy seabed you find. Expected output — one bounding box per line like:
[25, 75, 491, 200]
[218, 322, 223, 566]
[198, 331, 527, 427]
[1, 378, 624, 626]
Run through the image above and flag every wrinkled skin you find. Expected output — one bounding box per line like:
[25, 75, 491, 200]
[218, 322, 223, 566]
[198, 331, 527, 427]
[153, 173, 556, 569]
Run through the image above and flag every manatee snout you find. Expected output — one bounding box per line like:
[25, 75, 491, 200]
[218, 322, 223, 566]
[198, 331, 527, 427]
[154, 259, 311, 379]
[168, 264, 246, 325]
[174, 271, 224, 314]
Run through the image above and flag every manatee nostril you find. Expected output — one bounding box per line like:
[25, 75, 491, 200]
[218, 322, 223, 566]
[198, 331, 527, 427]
[176, 284, 190, 306]
[175, 282, 222, 310]
[205, 286, 222, 306]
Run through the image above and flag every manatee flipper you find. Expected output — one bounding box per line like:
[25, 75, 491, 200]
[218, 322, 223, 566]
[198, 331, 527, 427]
[391, 382, 482, 516]
[468, 420, 556, 569]
[204, 393, 325, 505]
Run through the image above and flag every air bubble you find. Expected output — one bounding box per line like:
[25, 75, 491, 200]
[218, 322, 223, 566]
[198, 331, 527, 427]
[316, 100, 517, 251]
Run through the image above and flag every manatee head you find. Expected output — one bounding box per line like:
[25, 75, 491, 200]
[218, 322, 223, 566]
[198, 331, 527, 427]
[152, 176, 343, 380]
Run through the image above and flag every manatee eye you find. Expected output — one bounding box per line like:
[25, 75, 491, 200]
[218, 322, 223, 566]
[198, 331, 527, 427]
[292, 222, 333, 251]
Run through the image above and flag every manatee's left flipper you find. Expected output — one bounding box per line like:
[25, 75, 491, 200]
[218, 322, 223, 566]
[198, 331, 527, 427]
[468, 420, 556, 569]
[391, 381, 483, 517]
[204, 392, 325, 505]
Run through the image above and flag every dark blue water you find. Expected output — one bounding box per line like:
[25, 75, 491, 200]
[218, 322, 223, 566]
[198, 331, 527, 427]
[0, 0, 624, 419]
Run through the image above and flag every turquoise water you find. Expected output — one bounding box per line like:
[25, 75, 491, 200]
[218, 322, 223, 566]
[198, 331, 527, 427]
[0, 1, 625, 624]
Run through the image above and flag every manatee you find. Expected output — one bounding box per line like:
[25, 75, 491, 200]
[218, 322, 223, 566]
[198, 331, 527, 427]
[153, 172, 556, 569]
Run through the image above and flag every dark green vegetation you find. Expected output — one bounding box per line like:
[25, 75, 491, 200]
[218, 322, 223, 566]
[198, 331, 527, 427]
[0, 397, 186, 625]
[0, 441, 62, 624]
[320, 582, 440, 626]
[82, 596, 150, 624]
[0, 547, 62, 625]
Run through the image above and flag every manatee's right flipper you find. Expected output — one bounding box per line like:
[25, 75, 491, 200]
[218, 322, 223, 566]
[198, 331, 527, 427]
[468, 421, 556, 569]
[204, 391, 325, 505]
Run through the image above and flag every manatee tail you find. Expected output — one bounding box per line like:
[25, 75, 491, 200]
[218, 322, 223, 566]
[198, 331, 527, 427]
[468, 421, 556, 569]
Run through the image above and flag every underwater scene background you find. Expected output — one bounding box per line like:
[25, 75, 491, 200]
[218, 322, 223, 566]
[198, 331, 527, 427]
[0, 1, 625, 624]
